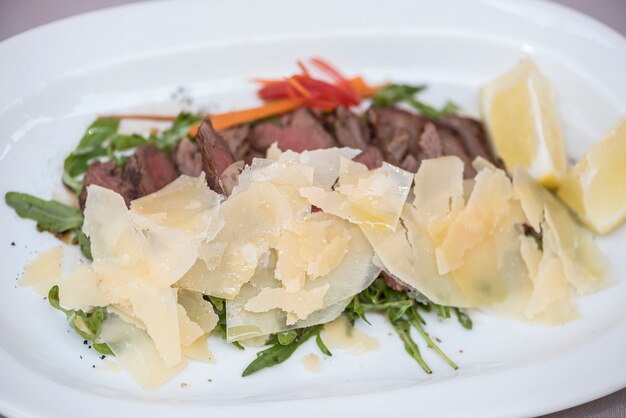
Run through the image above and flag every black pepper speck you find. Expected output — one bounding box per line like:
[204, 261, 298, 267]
[10, 242, 15, 247]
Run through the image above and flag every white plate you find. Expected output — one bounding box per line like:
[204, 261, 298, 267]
[1, 0, 625, 417]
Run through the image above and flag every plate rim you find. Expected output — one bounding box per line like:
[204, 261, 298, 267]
[0, 1, 625, 417]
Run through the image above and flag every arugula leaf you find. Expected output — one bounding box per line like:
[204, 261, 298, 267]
[453, 307, 473, 330]
[372, 83, 460, 120]
[155, 112, 204, 150]
[315, 329, 332, 357]
[349, 278, 467, 374]
[48, 285, 113, 355]
[63, 118, 120, 193]
[277, 330, 298, 345]
[108, 134, 148, 151]
[5, 192, 83, 233]
[390, 317, 431, 374]
[344, 296, 370, 325]
[409, 307, 457, 369]
[372, 84, 427, 107]
[73, 229, 93, 260]
[242, 325, 322, 377]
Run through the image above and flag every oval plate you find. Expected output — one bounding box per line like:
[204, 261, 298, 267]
[0, 1, 625, 417]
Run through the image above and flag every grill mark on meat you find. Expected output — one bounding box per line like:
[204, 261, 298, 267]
[79, 160, 131, 209]
[418, 122, 444, 161]
[382, 270, 410, 292]
[249, 108, 337, 153]
[436, 126, 477, 178]
[220, 161, 245, 196]
[172, 138, 203, 177]
[333, 106, 370, 150]
[436, 115, 495, 162]
[400, 153, 420, 172]
[367, 106, 424, 165]
[220, 125, 250, 160]
[196, 117, 235, 194]
[353, 145, 384, 170]
[123, 143, 179, 200]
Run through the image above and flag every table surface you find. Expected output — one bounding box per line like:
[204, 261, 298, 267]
[0, 1, 625, 417]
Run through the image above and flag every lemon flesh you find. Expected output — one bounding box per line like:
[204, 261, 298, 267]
[557, 117, 626, 234]
[482, 59, 567, 188]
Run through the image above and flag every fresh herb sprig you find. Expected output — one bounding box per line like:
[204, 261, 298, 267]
[242, 324, 331, 377]
[348, 278, 471, 373]
[62, 112, 203, 194]
[5, 192, 92, 259]
[48, 285, 113, 355]
[373, 84, 459, 120]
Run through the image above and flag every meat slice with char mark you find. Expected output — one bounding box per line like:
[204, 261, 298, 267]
[79, 160, 132, 209]
[353, 145, 384, 170]
[367, 106, 426, 166]
[248, 108, 337, 153]
[332, 106, 370, 150]
[123, 143, 180, 200]
[172, 137, 203, 177]
[196, 117, 236, 194]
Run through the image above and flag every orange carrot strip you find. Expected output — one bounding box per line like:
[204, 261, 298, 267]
[188, 98, 304, 137]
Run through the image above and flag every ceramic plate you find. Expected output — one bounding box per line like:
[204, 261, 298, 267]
[0, 0, 625, 417]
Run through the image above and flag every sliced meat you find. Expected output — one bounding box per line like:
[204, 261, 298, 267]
[244, 149, 265, 166]
[249, 108, 336, 153]
[196, 117, 236, 194]
[333, 106, 370, 150]
[382, 271, 410, 293]
[220, 124, 250, 160]
[353, 145, 384, 170]
[79, 160, 132, 208]
[417, 122, 444, 160]
[436, 126, 477, 178]
[172, 137, 203, 177]
[367, 106, 426, 165]
[400, 153, 420, 172]
[249, 122, 282, 151]
[123, 143, 179, 200]
[436, 115, 494, 162]
[220, 161, 245, 196]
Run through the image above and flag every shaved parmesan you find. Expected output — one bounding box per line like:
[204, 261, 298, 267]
[182, 335, 214, 362]
[177, 181, 310, 299]
[436, 166, 516, 274]
[301, 158, 413, 231]
[128, 285, 180, 367]
[177, 289, 219, 333]
[412, 156, 465, 223]
[19, 246, 62, 296]
[130, 174, 222, 239]
[275, 147, 361, 189]
[177, 304, 204, 346]
[245, 284, 330, 325]
[362, 205, 469, 307]
[98, 313, 185, 389]
[523, 225, 577, 324]
[57, 264, 106, 309]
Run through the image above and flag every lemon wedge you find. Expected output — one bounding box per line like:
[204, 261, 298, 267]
[557, 117, 626, 234]
[481, 59, 567, 188]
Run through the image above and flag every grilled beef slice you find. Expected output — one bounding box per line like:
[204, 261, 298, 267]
[353, 145, 384, 170]
[332, 106, 370, 150]
[249, 108, 336, 153]
[172, 137, 203, 177]
[123, 143, 180, 200]
[196, 117, 236, 194]
[79, 160, 132, 208]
